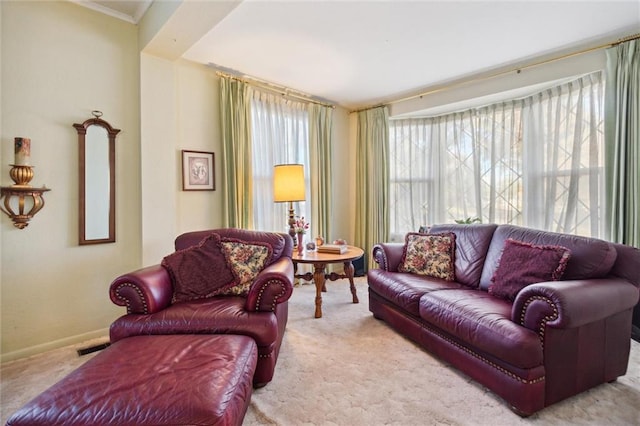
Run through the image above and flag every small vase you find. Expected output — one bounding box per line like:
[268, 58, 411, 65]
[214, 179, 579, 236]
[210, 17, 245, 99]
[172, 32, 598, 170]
[297, 234, 304, 255]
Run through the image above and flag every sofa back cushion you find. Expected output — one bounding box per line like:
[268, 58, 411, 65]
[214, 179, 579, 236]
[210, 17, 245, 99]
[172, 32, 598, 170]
[175, 228, 289, 266]
[428, 223, 498, 288]
[479, 224, 618, 290]
[610, 243, 640, 288]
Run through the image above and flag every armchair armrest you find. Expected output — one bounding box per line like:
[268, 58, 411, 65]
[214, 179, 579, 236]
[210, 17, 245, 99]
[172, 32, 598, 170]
[245, 257, 294, 312]
[372, 243, 405, 271]
[513, 278, 640, 334]
[109, 264, 173, 314]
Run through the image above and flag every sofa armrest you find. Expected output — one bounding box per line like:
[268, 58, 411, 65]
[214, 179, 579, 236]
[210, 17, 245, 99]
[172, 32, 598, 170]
[109, 265, 173, 315]
[513, 278, 640, 334]
[245, 257, 294, 312]
[372, 243, 405, 271]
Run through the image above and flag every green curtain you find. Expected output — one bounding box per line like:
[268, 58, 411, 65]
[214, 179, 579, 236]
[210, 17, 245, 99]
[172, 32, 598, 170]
[355, 106, 390, 270]
[308, 103, 333, 242]
[605, 39, 640, 248]
[219, 76, 254, 228]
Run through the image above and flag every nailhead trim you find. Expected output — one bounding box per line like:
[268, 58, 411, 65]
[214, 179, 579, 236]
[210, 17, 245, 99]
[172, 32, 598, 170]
[373, 246, 389, 270]
[115, 282, 148, 315]
[259, 353, 273, 359]
[518, 295, 559, 347]
[422, 321, 545, 385]
[255, 279, 287, 312]
[370, 292, 544, 386]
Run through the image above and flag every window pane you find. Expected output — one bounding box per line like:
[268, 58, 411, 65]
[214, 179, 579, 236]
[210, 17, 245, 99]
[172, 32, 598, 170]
[389, 72, 604, 238]
[250, 91, 311, 235]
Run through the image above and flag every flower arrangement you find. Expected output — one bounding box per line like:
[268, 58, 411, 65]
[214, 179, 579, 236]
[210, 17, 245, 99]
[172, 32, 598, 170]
[294, 216, 309, 234]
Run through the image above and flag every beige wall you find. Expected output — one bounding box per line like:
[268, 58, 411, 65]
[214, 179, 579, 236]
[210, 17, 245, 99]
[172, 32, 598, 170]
[0, 1, 355, 361]
[139, 55, 355, 258]
[1, 1, 141, 361]
[140, 55, 226, 265]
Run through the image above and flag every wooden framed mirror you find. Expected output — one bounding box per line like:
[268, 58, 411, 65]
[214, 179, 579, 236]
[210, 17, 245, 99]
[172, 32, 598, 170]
[74, 111, 120, 245]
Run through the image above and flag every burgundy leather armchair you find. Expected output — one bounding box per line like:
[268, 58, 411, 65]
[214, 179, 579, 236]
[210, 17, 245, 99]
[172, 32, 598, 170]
[109, 228, 294, 386]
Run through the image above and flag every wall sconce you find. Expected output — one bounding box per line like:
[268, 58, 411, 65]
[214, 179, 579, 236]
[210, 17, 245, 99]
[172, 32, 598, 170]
[0, 137, 50, 229]
[273, 164, 305, 243]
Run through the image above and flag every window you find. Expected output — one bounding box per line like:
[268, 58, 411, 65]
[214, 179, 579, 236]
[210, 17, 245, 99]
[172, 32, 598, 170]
[249, 90, 311, 234]
[389, 72, 604, 239]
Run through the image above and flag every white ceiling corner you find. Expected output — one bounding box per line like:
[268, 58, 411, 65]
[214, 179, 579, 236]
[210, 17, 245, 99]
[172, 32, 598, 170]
[72, 0, 152, 24]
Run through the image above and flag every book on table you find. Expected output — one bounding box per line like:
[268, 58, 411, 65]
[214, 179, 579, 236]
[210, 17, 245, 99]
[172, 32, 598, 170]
[317, 244, 347, 254]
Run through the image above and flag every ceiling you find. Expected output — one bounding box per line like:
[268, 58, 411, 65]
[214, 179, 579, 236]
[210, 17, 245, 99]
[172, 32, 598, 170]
[77, 1, 639, 110]
[73, 0, 152, 23]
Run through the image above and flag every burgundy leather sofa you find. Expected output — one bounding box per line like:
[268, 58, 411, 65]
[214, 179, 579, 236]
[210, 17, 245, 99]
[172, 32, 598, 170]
[368, 224, 640, 416]
[109, 228, 294, 387]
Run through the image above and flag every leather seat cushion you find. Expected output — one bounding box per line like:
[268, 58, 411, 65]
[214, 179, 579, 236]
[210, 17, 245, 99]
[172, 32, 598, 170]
[368, 269, 464, 316]
[419, 289, 543, 369]
[7, 335, 257, 426]
[109, 297, 277, 349]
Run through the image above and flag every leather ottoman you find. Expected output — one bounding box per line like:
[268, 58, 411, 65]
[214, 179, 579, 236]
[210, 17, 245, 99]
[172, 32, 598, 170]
[7, 334, 258, 426]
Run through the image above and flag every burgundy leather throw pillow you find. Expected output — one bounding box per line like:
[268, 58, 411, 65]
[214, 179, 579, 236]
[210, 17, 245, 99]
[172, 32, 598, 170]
[489, 238, 571, 301]
[162, 232, 236, 303]
[398, 232, 456, 281]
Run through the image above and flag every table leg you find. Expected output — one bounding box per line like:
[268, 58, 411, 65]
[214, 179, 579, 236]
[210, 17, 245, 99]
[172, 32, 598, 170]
[343, 261, 359, 304]
[313, 263, 327, 318]
[293, 262, 300, 287]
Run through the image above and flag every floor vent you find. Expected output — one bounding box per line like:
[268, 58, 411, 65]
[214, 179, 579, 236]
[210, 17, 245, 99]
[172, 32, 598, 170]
[77, 342, 110, 356]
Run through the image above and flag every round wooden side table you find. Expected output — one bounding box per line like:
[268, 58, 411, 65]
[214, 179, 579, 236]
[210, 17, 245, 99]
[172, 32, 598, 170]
[292, 245, 365, 318]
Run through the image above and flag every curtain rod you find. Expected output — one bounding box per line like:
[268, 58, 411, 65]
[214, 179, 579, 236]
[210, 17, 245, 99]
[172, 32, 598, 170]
[352, 32, 640, 114]
[215, 70, 335, 109]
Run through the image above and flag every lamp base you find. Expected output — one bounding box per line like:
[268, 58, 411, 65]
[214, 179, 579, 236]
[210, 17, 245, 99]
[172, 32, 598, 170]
[288, 202, 297, 246]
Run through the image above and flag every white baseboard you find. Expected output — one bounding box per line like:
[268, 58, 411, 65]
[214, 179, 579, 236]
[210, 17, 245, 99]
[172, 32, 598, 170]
[1, 328, 110, 364]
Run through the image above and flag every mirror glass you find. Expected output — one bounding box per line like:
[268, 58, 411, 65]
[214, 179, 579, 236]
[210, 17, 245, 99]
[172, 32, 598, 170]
[74, 113, 119, 245]
[84, 125, 110, 240]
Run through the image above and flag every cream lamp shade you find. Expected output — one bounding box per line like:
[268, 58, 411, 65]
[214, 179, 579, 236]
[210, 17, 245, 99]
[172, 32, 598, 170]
[273, 164, 305, 202]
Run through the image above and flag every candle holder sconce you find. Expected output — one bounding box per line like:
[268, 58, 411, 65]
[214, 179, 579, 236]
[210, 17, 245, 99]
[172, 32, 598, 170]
[0, 138, 51, 229]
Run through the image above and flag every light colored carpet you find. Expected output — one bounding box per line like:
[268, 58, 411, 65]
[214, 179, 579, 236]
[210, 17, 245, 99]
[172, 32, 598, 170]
[2, 277, 639, 425]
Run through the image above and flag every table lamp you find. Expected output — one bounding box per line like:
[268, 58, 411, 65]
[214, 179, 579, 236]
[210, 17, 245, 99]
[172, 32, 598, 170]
[273, 164, 305, 243]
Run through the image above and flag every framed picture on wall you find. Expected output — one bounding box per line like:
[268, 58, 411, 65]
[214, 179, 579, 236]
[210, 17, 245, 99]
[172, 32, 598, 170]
[182, 150, 215, 191]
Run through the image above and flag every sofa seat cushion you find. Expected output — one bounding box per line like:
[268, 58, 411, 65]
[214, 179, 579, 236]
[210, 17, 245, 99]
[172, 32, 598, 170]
[368, 269, 464, 316]
[419, 289, 543, 369]
[110, 297, 278, 349]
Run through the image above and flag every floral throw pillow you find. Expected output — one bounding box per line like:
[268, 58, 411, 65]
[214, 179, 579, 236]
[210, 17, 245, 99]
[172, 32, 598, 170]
[218, 239, 273, 296]
[488, 239, 572, 301]
[398, 232, 456, 281]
